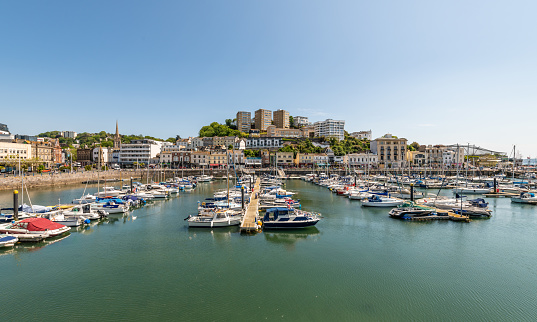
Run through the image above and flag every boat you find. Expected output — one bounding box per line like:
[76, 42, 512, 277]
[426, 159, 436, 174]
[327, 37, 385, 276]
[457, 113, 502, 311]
[361, 195, 404, 207]
[0, 234, 18, 247]
[511, 192, 537, 204]
[388, 202, 435, 219]
[0, 218, 70, 237]
[91, 201, 128, 214]
[186, 209, 242, 228]
[262, 207, 321, 228]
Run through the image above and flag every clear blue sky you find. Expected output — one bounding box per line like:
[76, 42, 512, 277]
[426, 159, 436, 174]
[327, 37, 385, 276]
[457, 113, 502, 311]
[1, 0, 536, 157]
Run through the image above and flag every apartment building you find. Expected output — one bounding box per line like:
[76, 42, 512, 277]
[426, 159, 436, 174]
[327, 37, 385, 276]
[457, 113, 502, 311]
[191, 151, 209, 167]
[314, 119, 345, 141]
[254, 109, 272, 131]
[273, 109, 289, 129]
[294, 116, 310, 127]
[118, 139, 164, 165]
[370, 134, 408, 168]
[265, 125, 303, 138]
[236, 111, 252, 133]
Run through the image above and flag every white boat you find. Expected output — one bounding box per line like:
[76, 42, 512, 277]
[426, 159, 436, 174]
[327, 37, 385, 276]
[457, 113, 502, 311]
[511, 192, 537, 204]
[0, 234, 18, 247]
[361, 195, 404, 207]
[186, 209, 242, 228]
[0, 218, 70, 237]
[47, 213, 86, 227]
[197, 175, 213, 182]
[72, 194, 97, 204]
[95, 186, 123, 197]
[91, 201, 128, 214]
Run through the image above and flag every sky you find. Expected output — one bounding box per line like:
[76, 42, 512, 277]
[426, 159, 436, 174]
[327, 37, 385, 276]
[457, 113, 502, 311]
[1, 0, 536, 157]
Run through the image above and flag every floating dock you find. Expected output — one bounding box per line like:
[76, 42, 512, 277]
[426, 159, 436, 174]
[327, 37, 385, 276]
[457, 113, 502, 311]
[240, 177, 261, 232]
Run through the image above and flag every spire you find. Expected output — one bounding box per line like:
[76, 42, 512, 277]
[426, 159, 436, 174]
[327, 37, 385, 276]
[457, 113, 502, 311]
[114, 120, 120, 149]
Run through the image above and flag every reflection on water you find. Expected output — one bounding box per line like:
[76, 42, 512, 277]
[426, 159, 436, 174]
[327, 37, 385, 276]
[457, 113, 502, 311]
[0, 234, 70, 257]
[264, 227, 321, 250]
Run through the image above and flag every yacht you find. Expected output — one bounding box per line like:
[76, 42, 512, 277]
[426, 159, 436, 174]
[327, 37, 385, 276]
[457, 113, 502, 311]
[186, 209, 242, 228]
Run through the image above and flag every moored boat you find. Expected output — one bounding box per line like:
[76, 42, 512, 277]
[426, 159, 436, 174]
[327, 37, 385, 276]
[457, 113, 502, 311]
[262, 207, 321, 229]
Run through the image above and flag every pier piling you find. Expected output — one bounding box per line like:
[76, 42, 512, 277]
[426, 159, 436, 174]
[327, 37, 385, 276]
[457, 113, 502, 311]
[13, 190, 19, 221]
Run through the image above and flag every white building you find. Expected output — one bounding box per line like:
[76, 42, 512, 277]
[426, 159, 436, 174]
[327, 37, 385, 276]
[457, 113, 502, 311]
[61, 131, 78, 139]
[0, 142, 32, 161]
[191, 137, 204, 150]
[118, 139, 166, 165]
[314, 119, 345, 141]
[294, 116, 311, 127]
[92, 147, 114, 165]
[346, 153, 378, 166]
[245, 137, 282, 149]
[350, 130, 372, 140]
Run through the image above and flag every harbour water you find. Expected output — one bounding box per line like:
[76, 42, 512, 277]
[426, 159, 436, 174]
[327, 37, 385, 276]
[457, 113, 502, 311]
[1, 180, 536, 321]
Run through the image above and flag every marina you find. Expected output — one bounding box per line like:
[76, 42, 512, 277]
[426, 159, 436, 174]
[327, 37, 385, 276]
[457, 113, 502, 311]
[0, 177, 536, 320]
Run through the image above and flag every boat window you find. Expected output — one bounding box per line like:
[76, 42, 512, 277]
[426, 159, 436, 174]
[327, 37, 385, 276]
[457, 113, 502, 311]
[293, 217, 307, 221]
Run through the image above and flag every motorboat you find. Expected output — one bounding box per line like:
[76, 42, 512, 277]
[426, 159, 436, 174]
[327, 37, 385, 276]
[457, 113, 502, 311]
[47, 212, 88, 227]
[511, 192, 537, 204]
[262, 207, 321, 229]
[388, 203, 436, 219]
[0, 234, 18, 247]
[0, 218, 70, 237]
[186, 209, 242, 228]
[91, 201, 128, 214]
[361, 195, 404, 207]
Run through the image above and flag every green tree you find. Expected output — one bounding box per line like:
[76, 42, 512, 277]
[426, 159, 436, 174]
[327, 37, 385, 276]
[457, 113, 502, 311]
[84, 165, 92, 171]
[289, 116, 295, 128]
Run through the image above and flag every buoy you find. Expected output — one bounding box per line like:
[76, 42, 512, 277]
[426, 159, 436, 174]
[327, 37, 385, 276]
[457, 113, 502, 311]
[84, 219, 91, 224]
[257, 220, 262, 226]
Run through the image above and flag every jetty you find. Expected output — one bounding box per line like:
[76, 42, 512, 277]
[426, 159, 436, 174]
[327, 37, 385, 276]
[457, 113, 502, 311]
[240, 177, 261, 233]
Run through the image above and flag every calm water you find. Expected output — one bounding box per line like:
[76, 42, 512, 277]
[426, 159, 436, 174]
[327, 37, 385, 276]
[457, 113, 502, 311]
[1, 181, 536, 321]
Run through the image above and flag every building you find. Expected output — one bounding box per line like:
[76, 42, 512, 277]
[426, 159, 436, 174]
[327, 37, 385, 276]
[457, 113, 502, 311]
[213, 136, 237, 148]
[294, 116, 310, 127]
[93, 147, 114, 166]
[295, 153, 316, 166]
[254, 109, 272, 131]
[236, 111, 252, 133]
[273, 109, 289, 129]
[350, 130, 372, 140]
[51, 139, 62, 164]
[209, 151, 228, 167]
[370, 134, 408, 168]
[227, 150, 245, 165]
[271, 152, 294, 167]
[191, 151, 209, 167]
[15, 134, 37, 141]
[407, 151, 426, 166]
[245, 157, 262, 167]
[61, 131, 78, 139]
[191, 137, 204, 149]
[76, 148, 93, 166]
[113, 121, 121, 149]
[314, 119, 345, 141]
[265, 125, 303, 138]
[245, 137, 282, 150]
[346, 153, 378, 166]
[202, 137, 214, 147]
[118, 139, 164, 165]
[0, 123, 14, 141]
[0, 142, 32, 162]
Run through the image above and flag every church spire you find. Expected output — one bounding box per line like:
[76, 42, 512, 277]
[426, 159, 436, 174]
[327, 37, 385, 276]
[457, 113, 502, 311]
[114, 120, 120, 149]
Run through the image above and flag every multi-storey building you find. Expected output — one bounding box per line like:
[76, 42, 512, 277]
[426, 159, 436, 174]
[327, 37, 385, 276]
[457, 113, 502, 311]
[294, 116, 310, 127]
[273, 109, 289, 129]
[208, 151, 227, 167]
[0, 142, 32, 162]
[350, 130, 372, 140]
[265, 126, 303, 138]
[118, 139, 165, 165]
[245, 137, 282, 150]
[314, 119, 345, 141]
[254, 109, 272, 131]
[191, 137, 204, 150]
[76, 148, 93, 166]
[270, 152, 294, 167]
[295, 153, 316, 166]
[370, 134, 407, 168]
[407, 151, 426, 166]
[236, 111, 252, 133]
[61, 131, 77, 139]
[93, 147, 114, 166]
[0, 123, 14, 141]
[202, 137, 214, 147]
[213, 136, 238, 148]
[190, 151, 209, 167]
[346, 153, 378, 166]
[227, 150, 245, 165]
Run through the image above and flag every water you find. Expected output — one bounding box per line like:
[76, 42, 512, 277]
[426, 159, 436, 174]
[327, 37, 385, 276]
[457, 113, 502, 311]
[1, 181, 536, 321]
